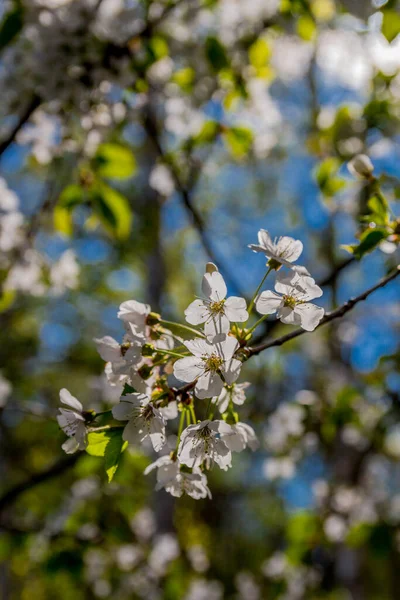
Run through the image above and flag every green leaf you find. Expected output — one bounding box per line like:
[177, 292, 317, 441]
[86, 428, 127, 482]
[193, 121, 219, 145]
[248, 38, 271, 69]
[381, 10, 400, 43]
[365, 194, 390, 225]
[54, 205, 73, 237]
[205, 36, 229, 72]
[314, 157, 346, 197]
[58, 184, 84, 208]
[343, 227, 388, 258]
[91, 182, 133, 240]
[223, 126, 253, 158]
[172, 67, 195, 90]
[94, 144, 136, 180]
[0, 6, 23, 52]
[296, 15, 316, 41]
[0, 290, 16, 313]
[53, 184, 84, 236]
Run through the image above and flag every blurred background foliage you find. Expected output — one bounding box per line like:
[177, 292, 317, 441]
[0, 0, 400, 598]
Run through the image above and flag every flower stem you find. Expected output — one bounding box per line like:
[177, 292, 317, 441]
[159, 319, 206, 339]
[189, 404, 197, 424]
[247, 314, 269, 334]
[175, 409, 187, 451]
[153, 348, 187, 359]
[247, 267, 272, 316]
[87, 425, 124, 433]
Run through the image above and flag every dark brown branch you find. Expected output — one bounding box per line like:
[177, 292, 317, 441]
[0, 453, 82, 515]
[143, 108, 247, 297]
[0, 95, 40, 159]
[246, 265, 400, 358]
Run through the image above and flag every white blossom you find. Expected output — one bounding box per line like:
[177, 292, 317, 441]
[347, 154, 374, 178]
[57, 388, 87, 454]
[248, 229, 303, 269]
[112, 393, 166, 451]
[144, 455, 211, 499]
[178, 420, 232, 470]
[149, 163, 175, 197]
[263, 457, 296, 480]
[256, 271, 324, 331]
[185, 269, 248, 340]
[220, 421, 259, 452]
[50, 249, 80, 295]
[173, 335, 242, 399]
[214, 381, 250, 413]
[117, 299, 151, 334]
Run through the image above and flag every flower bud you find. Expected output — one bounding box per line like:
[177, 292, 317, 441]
[347, 154, 374, 179]
[205, 262, 218, 274]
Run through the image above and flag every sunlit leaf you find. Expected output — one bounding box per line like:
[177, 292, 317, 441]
[94, 144, 136, 180]
[381, 9, 400, 43]
[223, 126, 253, 158]
[90, 182, 133, 240]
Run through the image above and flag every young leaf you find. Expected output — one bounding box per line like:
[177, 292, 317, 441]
[223, 126, 253, 158]
[94, 144, 136, 180]
[90, 182, 133, 240]
[86, 429, 126, 482]
[205, 36, 229, 72]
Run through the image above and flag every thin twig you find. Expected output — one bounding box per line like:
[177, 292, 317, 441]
[246, 265, 400, 357]
[0, 453, 82, 515]
[0, 95, 40, 159]
[143, 108, 247, 297]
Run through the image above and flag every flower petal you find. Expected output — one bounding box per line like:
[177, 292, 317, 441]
[93, 336, 121, 362]
[222, 358, 242, 385]
[294, 303, 324, 331]
[256, 291, 282, 315]
[224, 296, 249, 322]
[195, 371, 224, 399]
[204, 312, 230, 339]
[173, 356, 204, 383]
[184, 299, 209, 325]
[218, 335, 239, 361]
[276, 236, 303, 262]
[202, 271, 227, 302]
[59, 388, 83, 412]
[184, 338, 213, 357]
[277, 306, 301, 326]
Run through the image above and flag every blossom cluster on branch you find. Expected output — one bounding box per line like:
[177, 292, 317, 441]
[57, 230, 329, 498]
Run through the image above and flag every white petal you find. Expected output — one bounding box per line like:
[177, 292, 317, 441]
[294, 303, 324, 331]
[184, 299, 209, 325]
[248, 243, 267, 254]
[277, 306, 301, 326]
[148, 418, 166, 452]
[93, 336, 121, 362]
[275, 271, 297, 295]
[256, 291, 282, 315]
[204, 313, 230, 339]
[60, 388, 83, 412]
[276, 236, 303, 262]
[224, 296, 249, 322]
[112, 394, 144, 421]
[216, 387, 230, 413]
[202, 271, 227, 301]
[222, 358, 242, 385]
[219, 335, 239, 361]
[173, 356, 204, 383]
[159, 401, 178, 421]
[184, 338, 213, 358]
[122, 419, 142, 445]
[118, 300, 150, 325]
[195, 371, 224, 399]
[296, 276, 323, 300]
[62, 437, 80, 454]
[258, 229, 275, 253]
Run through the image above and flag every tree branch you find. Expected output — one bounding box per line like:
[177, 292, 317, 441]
[0, 453, 82, 515]
[246, 265, 400, 358]
[0, 95, 40, 159]
[143, 108, 247, 297]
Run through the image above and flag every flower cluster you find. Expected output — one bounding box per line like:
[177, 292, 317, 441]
[58, 230, 325, 498]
